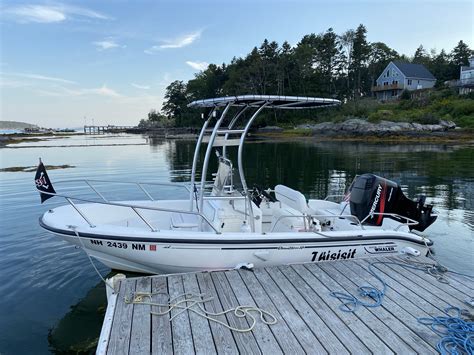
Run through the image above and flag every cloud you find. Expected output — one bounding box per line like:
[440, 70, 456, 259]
[4, 4, 110, 24]
[131, 83, 150, 90]
[5, 72, 76, 84]
[93, 39, 125, 51]
[145, 30, 202, 53]
[186, 61, 209, 71]
[35, 84, 122, 98]
[86, 85, 121, 97]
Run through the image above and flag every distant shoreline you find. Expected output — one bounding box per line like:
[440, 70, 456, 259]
[1, 126, 472, 148]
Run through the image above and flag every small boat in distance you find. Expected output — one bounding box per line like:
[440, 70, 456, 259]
[36, 95, 437, 274]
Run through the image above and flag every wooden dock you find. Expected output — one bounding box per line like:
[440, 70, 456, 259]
[97, 256, 473, 354]
[83, 125, 136, 134]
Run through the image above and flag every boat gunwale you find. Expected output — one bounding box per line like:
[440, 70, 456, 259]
[39, 216, 433, 247]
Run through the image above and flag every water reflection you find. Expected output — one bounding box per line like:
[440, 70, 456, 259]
[0, 134, 472, 354]
[164, 139, 474, 215]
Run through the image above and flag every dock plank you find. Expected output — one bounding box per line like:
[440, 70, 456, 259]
[107, 279, 136, 355]
[168, 274, 195, 354]
[366, 259, 449, 315]
[235, 270, 305, 354]
[278, 264, 370, 354]
[210, 271, 261, 354]
[320, 260, 436, 354]
[252, 266, 328, 354]
[151, 276, 172, 354]
[196, 272, 239, 354]
[265, 266, 350, 354]
[102, 255, 473, 355]
[129, 276, 151, 354]
[181, 273, 217, 355]
[383, 257, 473, 297]
[334, 260, 439, 352]
[309, 262, 414, 354]
[382, 259, 470, 306]
[291, 264, 394, 354]
[223, 270, 283, 355]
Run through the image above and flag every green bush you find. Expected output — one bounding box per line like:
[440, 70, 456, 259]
[454, 115, 474, 128]
[452, 100, 474, 117]
[368, 109, 394, 123]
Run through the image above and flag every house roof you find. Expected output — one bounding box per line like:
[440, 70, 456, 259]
[392, 61, 436, 80]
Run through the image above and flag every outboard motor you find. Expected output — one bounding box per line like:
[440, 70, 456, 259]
[349, 174, 437, 232]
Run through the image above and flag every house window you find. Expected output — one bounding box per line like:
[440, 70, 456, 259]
[408, 79, 412, 85]
[384, 81, 389, 86]
[392, 80, 398, 85]
[392, 90, 397, 96]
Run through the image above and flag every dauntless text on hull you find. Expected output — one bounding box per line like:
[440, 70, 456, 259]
[35, 95, 437, 274]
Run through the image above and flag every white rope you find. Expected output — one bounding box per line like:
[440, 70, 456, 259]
[126, 291, 277, 333]
[71, 227, 115, 292]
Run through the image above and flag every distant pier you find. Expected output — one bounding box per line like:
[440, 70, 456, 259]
[83, 125, 136, 134]
[97, 256, 473, 354]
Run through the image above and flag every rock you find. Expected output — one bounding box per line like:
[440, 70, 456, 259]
[439, 120, 456, 129]
[295, 117, 457, 135]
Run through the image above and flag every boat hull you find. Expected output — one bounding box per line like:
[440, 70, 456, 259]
[45, 227, 430, 274]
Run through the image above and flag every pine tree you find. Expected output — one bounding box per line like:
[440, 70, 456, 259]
[349, 24, 370, 98]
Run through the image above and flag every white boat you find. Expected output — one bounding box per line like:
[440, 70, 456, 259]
[36, 95, 437, 274]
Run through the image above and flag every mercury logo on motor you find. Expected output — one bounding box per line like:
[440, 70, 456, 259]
[369, 184, 383, 218]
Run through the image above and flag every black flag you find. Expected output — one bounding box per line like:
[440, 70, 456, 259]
[35, 160, 56, 203]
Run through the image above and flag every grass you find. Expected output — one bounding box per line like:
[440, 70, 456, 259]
[302, 89, 474, 129]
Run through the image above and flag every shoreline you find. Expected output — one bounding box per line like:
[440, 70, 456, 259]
[1, 127, 473, 147]
[256, 129, 474, 143]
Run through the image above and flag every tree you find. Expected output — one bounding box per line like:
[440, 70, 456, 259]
[187, 64, 227, 100]
[430, 49, 451, 84]
[162, 80, 191, 126]
[339, 29, 355, 96]
[413, 45, 430, 66]
[368, 42, 399, 88]
[349, 24, 370, 97]
[450, 40, 472, 66]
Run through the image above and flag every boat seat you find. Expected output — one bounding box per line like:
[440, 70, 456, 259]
[274, 185, 313, 215]
[170, 212, 200, 231]
[270, 206, 306, 232]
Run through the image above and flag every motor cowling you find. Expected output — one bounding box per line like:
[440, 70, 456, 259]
[349, 174, 437, 232]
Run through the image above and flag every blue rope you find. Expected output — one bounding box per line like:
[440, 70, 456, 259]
[329, 260, 474, 353]
[330, 262, 387, 312]
[330, 260, 474, 313]
[417, 306, 474, 355]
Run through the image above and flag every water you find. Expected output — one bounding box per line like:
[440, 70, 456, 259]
[0, 134, 473, 353]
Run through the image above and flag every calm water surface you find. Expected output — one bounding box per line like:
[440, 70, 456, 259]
[0, 134, 473, 353]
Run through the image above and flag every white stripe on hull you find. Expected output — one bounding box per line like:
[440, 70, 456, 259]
[55, 233, 427, 274]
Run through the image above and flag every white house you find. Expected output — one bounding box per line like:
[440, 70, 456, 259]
[372, 61, 436, 100]
[459, 57, 474, 94]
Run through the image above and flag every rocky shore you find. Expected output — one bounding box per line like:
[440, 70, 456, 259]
[296, 118, 457, 134]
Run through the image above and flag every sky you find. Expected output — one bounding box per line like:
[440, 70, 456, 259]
[0, 0, 473, 128]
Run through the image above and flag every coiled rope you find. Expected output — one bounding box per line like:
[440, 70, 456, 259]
[329, 256, 473, 313]
[330, 261, 387, 312]
[417, 306, 474, 355]
[126, 290, 277, 333]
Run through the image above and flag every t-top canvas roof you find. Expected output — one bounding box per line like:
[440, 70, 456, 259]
[188, 95, 341, 109]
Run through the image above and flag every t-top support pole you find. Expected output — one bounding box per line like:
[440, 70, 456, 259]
[237, 101, 269, 232]
[189, 108, 216, 210]
[198, 103, 232, 215]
